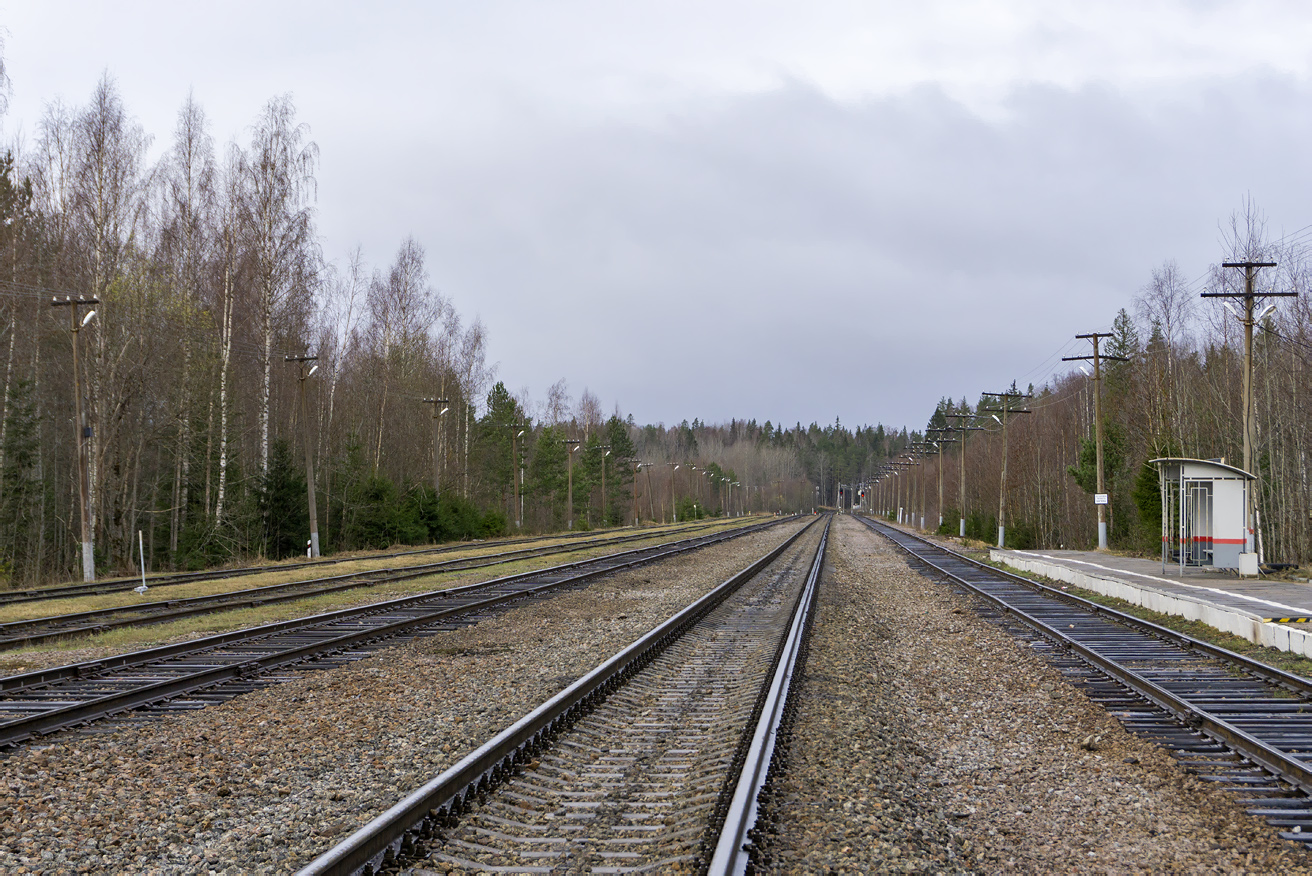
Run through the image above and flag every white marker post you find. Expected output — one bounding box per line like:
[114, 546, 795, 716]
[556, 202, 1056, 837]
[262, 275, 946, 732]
[135, 530, 148, 595]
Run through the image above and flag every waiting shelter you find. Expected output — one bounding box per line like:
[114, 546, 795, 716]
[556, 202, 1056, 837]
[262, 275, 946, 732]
[1151, 458, 1254, 575]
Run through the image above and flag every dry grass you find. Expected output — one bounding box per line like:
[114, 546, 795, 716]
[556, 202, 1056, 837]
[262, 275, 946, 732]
[0, 519, 744, 625]
[0, 517, 759, 660]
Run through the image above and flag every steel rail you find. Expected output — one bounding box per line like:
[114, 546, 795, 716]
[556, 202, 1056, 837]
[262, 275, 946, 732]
[0, 523, 735, 650]
[861, 518, 1312, 798]
[861, 519, 1312, 697]
[0, 520, 725, 607]
[708, 515, 828, 873]
[296, 516, 824, 876]
[2, 519, 779, 694]
[0, 518, 795, 748]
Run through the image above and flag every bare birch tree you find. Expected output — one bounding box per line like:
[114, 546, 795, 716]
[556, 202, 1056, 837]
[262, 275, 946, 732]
[72, 73, 153, 562]
[160, 92, 215, 557]
[239, 94, 318, 478]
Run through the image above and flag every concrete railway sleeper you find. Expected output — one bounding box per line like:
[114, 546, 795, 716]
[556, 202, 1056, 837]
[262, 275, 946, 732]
[0, 522, 741, 651]
[298, 515, 830, 876]
[860, 516, 1312, 850]
[0, 516, 797, 751]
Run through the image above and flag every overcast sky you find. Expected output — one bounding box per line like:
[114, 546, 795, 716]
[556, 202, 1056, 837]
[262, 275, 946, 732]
[3, 1, 1310, 431]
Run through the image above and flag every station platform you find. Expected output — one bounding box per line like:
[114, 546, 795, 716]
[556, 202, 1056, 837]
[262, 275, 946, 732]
[989, 547, 1312, 658]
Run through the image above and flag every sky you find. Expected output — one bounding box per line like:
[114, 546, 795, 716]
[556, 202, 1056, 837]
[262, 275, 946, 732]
[2, 1, 1311, 431]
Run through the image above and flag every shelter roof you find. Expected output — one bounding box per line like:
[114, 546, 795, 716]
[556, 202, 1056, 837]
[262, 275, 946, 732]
[1149, 457, 1255, 481]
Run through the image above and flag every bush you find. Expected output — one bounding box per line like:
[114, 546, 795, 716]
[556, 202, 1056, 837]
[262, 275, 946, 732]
[1004, 518, 1037, 550]
[410, 487, 507, 543]
[963, 510, 996, 543]
[339, 475, 427, 551]
[676, 497, 705, 521]
[938, 507, 960, 536]
[260, 439, 309, 559]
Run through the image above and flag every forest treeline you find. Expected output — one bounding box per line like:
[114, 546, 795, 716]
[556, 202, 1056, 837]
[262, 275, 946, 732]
[0, 70, 882, 586]
[4, 66, 1304, 584]
[865, 204, 1312, 565]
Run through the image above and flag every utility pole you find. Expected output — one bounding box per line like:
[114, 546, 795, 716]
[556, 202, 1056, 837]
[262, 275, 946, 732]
[599, 444, 611, 526]
[422, 398, 450, 495]
[564, 438, 580, 529]
[914, 445, 933, 529]
[1203, 261, 1291, 566]
[888, 459, 912, 524]
[511, 424, 526, 529]
[53, 295, 99, 581]
[943, 414, 984, 539]
[630, 460, 644, 527]
[1063, 333, 1130, 550]
[927, 429, 958, 530]
[905, 442, 935, 530]
[907, 445, 928, 527]
[286, 355, 321, 557]
[982, 390, 1032, 548]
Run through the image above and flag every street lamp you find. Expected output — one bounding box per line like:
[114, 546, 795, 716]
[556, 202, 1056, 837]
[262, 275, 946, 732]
[422, 398, 450, 495]
[630, 460, 646, 527]
[508, 425, 526, 529]
[565, 438, 581, 529]
[599, 444, 611, 527]
[53, 295, 100, 581]
[666, 463, 681, 522]
[286, 354, 321, 557]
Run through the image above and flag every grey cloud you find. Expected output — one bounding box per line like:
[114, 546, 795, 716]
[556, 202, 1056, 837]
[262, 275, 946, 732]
[321, 71, 1312, 429]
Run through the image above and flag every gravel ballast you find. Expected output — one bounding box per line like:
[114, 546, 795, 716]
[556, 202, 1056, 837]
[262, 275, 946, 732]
[763, 515, 1312, 874]
[6, 512, 1311, 874]
[0, 519, 808, 875]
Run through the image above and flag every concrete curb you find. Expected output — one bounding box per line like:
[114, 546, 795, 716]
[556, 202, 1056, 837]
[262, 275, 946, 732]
[990, 549, 1312, 659]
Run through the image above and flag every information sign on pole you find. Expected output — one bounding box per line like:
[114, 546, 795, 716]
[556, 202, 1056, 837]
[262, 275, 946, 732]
[1094, 493, 1109, 505]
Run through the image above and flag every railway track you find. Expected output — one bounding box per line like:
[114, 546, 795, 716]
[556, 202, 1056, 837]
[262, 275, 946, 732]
[299, 515, 829, 876]
[0, 516, 798, 751]
[859, 515, 1312, 850]
[0, 523, 738, 651]
[0, 522, 721, 608]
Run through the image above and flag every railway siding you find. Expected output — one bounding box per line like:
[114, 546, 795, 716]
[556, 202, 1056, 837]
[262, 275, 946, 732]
[761, 516, 1312, 872]
[6, 515, 1305, 873]
[0, 521, 807, 873]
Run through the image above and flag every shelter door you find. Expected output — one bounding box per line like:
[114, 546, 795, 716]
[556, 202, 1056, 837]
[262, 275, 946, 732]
[1183, 480, 1213, 565]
